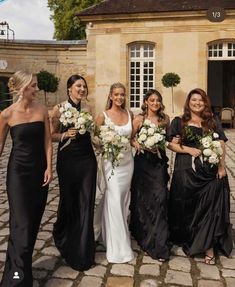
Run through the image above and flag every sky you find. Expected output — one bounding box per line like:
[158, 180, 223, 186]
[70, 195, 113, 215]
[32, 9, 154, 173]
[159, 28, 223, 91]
[0, 0, 54, 40]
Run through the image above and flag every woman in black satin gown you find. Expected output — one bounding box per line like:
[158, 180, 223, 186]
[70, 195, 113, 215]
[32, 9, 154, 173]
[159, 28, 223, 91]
[130, 89, 170, 261]
[50, 75, 97, 271]
[168, 88, 233, 264]
[0, 70, 52, 287]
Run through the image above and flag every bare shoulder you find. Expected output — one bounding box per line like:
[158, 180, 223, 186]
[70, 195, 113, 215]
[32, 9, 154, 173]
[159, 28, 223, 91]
[0, 105, 14, 121]
[96, 111, 105, 125]
[134, 114, 144, 123]
[128, 109, 134, 119]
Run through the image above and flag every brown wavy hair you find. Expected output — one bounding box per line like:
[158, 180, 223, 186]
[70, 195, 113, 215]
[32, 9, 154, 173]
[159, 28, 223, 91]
[141, 89, 168, 124]
[181, 88, 216, 138]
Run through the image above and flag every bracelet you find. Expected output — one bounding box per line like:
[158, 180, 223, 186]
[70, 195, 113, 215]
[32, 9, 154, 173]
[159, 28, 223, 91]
[60, 132, 66, 142]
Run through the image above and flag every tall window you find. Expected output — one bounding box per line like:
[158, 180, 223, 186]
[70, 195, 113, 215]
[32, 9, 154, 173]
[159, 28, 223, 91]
[129, 43, 155, 108]
[208, 42, 235, 60]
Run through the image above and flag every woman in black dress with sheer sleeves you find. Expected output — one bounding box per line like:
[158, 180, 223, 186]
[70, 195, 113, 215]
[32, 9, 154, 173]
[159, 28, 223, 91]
[51, 75, 97, 271]
[0, 70, 52, 287]
[168, 88, 232, 265]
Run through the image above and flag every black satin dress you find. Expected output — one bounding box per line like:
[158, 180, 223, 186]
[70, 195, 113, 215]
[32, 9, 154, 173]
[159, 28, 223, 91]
[1, 122, 48, 287]
[168, 117, 233, 257]
[130, 146, 170, 260]
[53, 98, 97, 271]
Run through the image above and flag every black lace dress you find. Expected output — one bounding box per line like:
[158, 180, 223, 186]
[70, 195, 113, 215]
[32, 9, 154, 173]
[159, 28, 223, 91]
[53, 98, 97, 271]
[168, 117, 233, 257]
[130, 125, 170, 260]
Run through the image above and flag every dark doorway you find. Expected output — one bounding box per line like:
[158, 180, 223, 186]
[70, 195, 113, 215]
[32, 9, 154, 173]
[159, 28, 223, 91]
[207, 60, 235, 109]
[0, 76, 11, 111]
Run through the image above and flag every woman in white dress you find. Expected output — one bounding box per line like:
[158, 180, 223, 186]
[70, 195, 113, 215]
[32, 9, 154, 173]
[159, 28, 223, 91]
[96, 82, 134, 263]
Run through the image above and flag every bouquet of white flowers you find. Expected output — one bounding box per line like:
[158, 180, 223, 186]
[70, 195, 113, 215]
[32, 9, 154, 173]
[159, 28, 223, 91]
[184, 126, 223, 168]
[137, 119, 168, 152]
[59, 102, 94, 150]
[98, 118, 130, 177]
[200, 132, 223, 166]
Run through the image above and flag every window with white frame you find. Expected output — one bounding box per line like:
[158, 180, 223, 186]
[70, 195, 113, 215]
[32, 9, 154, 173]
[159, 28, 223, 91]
[208, 42, 235, 59]
[129, 43, 155, 108]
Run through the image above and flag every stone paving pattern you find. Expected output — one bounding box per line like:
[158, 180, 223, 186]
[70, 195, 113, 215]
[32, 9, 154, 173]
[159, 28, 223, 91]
[0, 130, 234, 287]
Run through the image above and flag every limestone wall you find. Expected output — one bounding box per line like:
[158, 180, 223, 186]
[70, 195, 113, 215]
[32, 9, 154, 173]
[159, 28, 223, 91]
[0, 40, 87, 107]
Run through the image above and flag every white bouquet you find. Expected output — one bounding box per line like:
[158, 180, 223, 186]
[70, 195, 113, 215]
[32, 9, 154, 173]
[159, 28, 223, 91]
[98, 118, 130, 176]
[59, 102, 94, 150]
[200, 132, 223, 166]
[137, 119, 168, 152]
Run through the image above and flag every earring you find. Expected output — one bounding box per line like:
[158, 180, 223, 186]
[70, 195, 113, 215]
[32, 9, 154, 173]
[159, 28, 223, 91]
[145, 104, 148, 108]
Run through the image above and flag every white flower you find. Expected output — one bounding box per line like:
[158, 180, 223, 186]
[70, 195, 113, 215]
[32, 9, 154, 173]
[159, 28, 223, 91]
[79, 128, 86, 134]
[77, 117, 86, 125]
[203, 148, 212, 157]
[208, 155, 219, 164]
[139, 127, 147, 135]
[64, 102, 72, 109]
[213, 132, 219, 139]
[145, 137, 155, 148]
[147, 127, 155, 135]
[138, 134, 147, 142]
[212, 141, 221, 148]
[59, 106, 65, 113]
[64, 111, 72, 118]
[144, 119, 151, 125]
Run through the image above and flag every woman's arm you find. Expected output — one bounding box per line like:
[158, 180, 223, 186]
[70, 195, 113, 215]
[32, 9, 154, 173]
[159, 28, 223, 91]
[0, 111, 9, 156]
[168, 142, 202, 157]
[42, 107, 53, 186]
[217, 140, 226, 179]
[96, 112, 105, 128]
[131, 115, 142, 153]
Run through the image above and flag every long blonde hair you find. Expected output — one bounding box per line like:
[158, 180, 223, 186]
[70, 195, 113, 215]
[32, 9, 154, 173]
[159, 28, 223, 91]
[8, 70, 33, 102]
[105, 82, 126, 110]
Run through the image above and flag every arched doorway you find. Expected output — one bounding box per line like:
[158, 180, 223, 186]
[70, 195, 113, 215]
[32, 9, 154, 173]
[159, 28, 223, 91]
[207, 41, 235, 110]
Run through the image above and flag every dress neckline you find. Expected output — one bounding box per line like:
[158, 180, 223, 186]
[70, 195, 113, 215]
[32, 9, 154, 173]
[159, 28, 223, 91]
[103, 110, 130, 127]
[68, 97, 81, 111]
[9, 121, 44, 129]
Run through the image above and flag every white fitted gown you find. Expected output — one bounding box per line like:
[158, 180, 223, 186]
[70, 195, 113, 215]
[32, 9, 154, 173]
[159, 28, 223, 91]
[102, 110, 134, 263]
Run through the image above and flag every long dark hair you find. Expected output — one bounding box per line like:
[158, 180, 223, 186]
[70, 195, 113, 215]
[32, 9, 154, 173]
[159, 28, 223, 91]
[67, 74, 88, 99]
[105, 82, 126, 110]
[182, 88, 216, 136]
[141, 89, 167, 123]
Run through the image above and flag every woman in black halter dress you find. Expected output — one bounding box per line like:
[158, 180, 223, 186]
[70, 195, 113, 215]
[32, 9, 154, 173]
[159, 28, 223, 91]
[0, 71, 52, 287]
[51, 75, 97, 271]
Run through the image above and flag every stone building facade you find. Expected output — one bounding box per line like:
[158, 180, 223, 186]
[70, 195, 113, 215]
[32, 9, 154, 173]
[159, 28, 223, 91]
[0, 0, 235, 116]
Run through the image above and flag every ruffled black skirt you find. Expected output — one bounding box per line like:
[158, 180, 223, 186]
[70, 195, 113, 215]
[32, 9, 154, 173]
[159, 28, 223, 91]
[130, 151, 170, 260]
[169, 155, 233, 257]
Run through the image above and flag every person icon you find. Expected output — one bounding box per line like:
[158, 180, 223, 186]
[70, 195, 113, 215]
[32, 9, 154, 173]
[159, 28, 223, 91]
[13, 271, 20, 279]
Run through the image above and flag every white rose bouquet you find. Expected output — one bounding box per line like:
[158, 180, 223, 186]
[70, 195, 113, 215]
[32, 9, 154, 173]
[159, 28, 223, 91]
[97, 118, 130, 177]
[59, 102, 94, 150]
[200, 132, 223, 166]
[137, 119, 168, 152]
[184, 126, 223, 168]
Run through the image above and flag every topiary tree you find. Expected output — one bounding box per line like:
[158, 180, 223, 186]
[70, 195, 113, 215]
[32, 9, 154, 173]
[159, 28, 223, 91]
[161, 72, 181, 113]
[37, 70, 59, 105]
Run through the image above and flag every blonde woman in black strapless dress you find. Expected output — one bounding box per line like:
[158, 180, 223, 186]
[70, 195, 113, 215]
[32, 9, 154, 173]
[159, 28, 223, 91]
[0, 70, 52, 287]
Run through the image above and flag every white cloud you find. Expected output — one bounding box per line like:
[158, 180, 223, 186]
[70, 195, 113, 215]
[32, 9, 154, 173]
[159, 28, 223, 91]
[0, 0, 54, 40]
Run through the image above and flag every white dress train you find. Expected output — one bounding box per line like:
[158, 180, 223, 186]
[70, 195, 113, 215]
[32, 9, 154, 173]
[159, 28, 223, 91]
[101, 110, 134, 263]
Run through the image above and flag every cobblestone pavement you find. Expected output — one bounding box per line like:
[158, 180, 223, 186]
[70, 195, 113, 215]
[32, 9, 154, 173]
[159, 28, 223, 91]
[0, 130, 234, 287]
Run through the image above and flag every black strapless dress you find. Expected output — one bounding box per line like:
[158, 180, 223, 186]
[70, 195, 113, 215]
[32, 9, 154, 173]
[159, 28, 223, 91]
[0, 121, 48, 287]
[168, 117, 233, 257]
[53, 100, 97, 271]
[130, 150, 170, 260]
